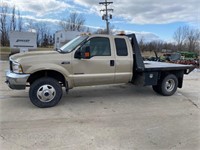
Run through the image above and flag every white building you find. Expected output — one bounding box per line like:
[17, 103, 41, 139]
[10, 31, 37, 52]
[54, 30, 81, 50]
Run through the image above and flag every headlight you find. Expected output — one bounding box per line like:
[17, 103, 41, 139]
[12, 61, 23, 73]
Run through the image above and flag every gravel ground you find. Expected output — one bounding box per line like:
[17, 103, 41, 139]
[0, 61, 200, 150]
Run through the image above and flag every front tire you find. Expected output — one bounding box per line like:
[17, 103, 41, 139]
[29, 77, 62, 108]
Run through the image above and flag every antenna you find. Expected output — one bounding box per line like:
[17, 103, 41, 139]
[99, 0, 113, 34]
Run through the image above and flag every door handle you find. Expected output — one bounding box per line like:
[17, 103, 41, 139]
[61, 61, 70, 64]
[110, 60, 115, 66]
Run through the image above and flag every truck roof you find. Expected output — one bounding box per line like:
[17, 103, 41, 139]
[86, 34, 130, 39]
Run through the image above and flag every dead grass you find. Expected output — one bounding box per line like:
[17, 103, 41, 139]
[0, 47, 11, 53]
[0, 47, 53, 53]
[141, 51, 163, 58]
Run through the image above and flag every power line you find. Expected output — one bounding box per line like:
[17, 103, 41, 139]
[99, 0, 113, 34]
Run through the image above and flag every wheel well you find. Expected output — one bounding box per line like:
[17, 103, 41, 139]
[27, 70, 66, 86]
[159, 70, 184, 88]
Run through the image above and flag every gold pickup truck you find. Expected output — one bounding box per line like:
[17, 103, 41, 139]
[6, 33, 195, 108]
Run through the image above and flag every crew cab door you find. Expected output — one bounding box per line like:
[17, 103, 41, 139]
[72, 36, 115, 86]
[113, 37, 133, 83]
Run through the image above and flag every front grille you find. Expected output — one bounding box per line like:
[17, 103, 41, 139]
[10, 61, 13, 72]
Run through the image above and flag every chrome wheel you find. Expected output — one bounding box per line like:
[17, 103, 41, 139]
[165, 79, 175, 92]
[37, 84, 56, 102]
[154, 74, 178, 96]
[30, 77, 63, 108]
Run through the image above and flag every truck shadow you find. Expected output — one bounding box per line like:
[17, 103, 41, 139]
[60, 84, 155, 105]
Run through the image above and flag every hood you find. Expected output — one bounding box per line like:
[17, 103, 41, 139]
[10, 51, 58, 62]
[9, 51, 73, 74]
[9, 51, 72, 68]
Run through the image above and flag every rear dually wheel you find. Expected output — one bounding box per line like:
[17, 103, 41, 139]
[152, 74, 178, 96]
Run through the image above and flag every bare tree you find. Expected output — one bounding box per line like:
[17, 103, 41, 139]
[94, 24, 115, 34]
[0, 2, 24, 46]
[48, 35, 54, 46]
[0, 3, 9, 46]
[42, 33, 48, 47]
[26, 19, 34, 30]
[86, 27, 90, 33]
[186, 28, 200, 52]
[17, 10, 23, 31]
[139, 36, 145, 52]
[34, 23, 50, 46]
[173, 26, 200, 52]
[10, 5, 16, 31]
[59, 12, 85, 31]
[95, 28, 107, 34]
[173, 26, 189, 51]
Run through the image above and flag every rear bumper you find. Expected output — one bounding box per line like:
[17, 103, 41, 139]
[5, 71, 30, 90]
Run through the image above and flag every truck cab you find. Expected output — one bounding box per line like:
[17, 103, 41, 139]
[71, 34, 133, 86]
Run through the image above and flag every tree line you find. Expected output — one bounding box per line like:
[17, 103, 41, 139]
[138, 26, 200, 54]
[0, 2, 87, 47]
[173, 26, 200, 52]
[0, 4, 23, 46]
[1, 2, 200, 53]
[0, 3, 55, 47]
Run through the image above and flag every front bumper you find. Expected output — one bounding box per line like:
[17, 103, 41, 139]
[5, 71, 30, 90]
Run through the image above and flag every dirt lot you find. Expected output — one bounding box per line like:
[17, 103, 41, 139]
[0, 61, 200, 150]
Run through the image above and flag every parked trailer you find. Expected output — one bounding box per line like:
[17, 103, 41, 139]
[54, 30, 81, 50]
[10, 31, 37, 53]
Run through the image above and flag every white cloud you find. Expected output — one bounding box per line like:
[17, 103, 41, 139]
[74, 0, 200, 25]
[135, 32, 161, 42]
[115, 30, 161, 42]
[20, 16, 159, 42]
[2, 0, 71, 16]
[19, 15, 158, 42]
[3, 0, 197, 41]
[74, 0, 99, 7]
[22, 15, 60, 23]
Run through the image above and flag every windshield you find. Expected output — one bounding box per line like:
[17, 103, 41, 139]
[59, 36, 88, 53]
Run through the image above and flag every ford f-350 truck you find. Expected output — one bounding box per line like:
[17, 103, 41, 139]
[6, 33, 195, 108]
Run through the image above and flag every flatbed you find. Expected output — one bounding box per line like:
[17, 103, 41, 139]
[144, 61, 194, 73]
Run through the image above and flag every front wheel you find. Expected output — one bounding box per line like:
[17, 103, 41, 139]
[29, 77, 62, 108]
[152, 74, 178, 96]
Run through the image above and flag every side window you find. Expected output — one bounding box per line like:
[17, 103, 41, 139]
[89, 37, 111, 57]
[115, 38, 128, 56]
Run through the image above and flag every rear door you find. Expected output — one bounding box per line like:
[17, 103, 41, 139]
[72, 36, 115, 86]
[113, 37, 133, 83]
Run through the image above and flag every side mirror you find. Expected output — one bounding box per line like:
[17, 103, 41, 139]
[84, 46, 91, 59]
[74, 46, 91, 59]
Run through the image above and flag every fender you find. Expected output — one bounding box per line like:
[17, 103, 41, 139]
[26, 63, 74, 88]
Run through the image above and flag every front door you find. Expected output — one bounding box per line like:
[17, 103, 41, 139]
[72, 37, 115, 86]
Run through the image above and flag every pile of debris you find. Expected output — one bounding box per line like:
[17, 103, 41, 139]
[145, 51, 199, 68]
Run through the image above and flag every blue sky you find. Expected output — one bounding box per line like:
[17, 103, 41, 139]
[1, 0, 200, 42]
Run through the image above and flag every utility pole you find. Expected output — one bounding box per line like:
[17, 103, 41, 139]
[99, 0, 113, 34]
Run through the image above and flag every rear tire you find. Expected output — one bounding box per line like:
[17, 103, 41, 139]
[152, 74, 178, 96]
[152, 84, 161, 94]
[29, 77, 62, 108]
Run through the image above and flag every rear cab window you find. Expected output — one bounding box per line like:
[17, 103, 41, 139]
[114, 38, 128, 56]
